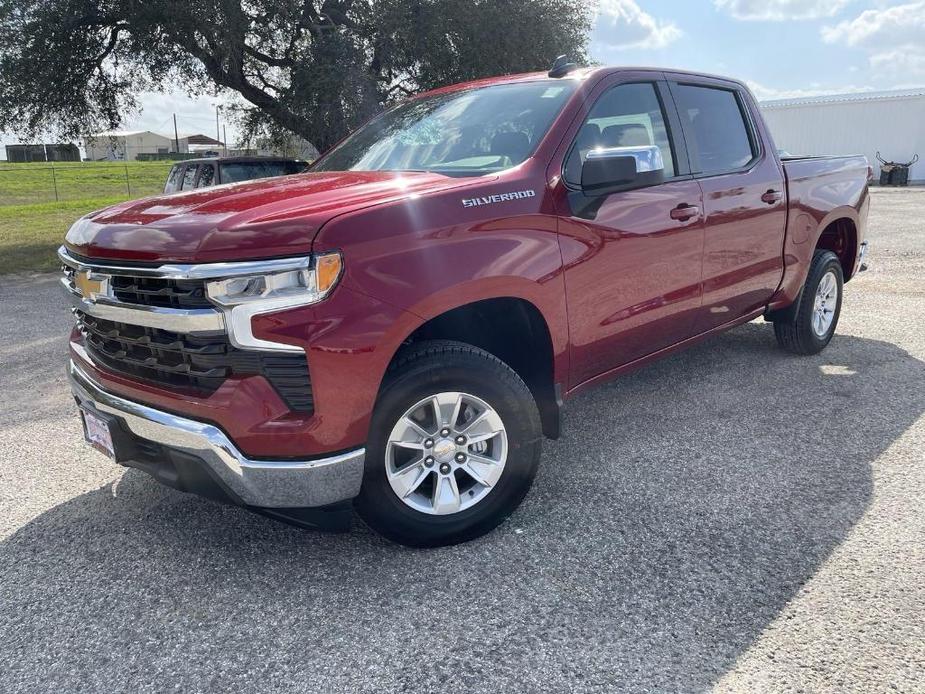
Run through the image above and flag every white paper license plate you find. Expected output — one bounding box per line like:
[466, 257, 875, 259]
[80, 407, 115, 459]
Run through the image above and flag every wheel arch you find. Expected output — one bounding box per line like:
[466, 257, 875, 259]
[384, 290, 565, 440]
[811, 207, 859, 282]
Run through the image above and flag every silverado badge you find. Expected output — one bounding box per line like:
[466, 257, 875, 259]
[461, 190, 536, 208]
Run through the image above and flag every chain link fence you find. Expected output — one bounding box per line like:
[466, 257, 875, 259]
[0, 161, 174, 207]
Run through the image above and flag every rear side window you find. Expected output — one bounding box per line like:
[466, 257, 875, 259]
[197, 164, 216, 188]
[564, 82, 676, 186]
[672, 85, 756, 175]
[180, 165, 197, 190]
[164, 165, 182, 193]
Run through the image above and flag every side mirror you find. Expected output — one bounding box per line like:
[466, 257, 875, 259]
[580, 145, 665, 196]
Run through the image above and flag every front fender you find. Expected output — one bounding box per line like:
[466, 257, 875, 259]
[314, 187, 570, 380]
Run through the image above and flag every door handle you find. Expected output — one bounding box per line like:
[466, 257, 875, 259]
[761, 189, 783, 205]
[670, 204, 701, 221]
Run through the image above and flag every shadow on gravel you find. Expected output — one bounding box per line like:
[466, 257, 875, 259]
[2, 323, 923, 693]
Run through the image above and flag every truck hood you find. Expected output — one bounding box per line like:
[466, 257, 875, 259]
[64, 170, 480, 263]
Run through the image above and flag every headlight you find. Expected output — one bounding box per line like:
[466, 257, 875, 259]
[206, 251, 342, 307]
[205, 251, 342, 352]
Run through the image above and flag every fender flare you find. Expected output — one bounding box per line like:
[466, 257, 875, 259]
[398, 275, 567, 363]
[376, 277, 567, 439]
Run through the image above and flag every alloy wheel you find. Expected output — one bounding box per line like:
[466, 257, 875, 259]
[812, 269, 838, 337]
[385, 391, 508, 515]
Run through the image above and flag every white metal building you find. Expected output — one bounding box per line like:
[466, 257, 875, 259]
[760, 88, 925, 183]
[176, 133, 224, 154]
[83, 130, 177, 161]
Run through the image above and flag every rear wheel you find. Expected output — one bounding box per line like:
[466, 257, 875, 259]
[773, 250, 844, 355]
[355, 340, 542, 547]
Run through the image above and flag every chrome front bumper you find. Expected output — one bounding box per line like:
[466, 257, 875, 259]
[69, 361, 365, 508]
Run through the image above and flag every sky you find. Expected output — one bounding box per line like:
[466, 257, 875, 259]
[591, 0, 925, 99]
[2, 0, 923, 154]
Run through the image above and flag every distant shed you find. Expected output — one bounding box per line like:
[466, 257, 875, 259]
[760, 88, 925, 183]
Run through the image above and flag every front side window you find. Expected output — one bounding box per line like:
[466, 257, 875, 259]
[564, 82, 676, 186]
[312, 80, 578, 176]
[672, 84, 756, 175]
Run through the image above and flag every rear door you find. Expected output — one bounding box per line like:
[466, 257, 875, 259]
[554, 74, 705, 386]
[667, 76, 787, 331]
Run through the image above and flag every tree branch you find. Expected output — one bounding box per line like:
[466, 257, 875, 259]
[243, 44, 293, 68]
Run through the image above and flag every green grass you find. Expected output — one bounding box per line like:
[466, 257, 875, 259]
[0, 160, 173, 206]
[0, 161, 174, 274]
[0, 196, 136, 274]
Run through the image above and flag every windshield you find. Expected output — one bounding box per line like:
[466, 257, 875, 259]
[312, 80, 577, 176]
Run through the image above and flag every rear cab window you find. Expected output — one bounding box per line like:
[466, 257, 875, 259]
[671, 84, 758, 175]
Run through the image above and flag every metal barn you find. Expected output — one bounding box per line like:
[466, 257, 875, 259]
[83, 130, 177, 161]
[760, 88, 925, 184]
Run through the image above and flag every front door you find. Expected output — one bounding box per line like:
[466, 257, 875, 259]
[667, 78, 787, 331]
[555, 79, 705, 388]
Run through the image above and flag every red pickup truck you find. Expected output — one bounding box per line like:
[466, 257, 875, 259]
[61, 64, 870, 546]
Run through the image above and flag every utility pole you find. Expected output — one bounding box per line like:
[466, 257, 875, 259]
[223, 124, 228, 156]
[215, 106, 221, 145]
[173, 114, 180, 154]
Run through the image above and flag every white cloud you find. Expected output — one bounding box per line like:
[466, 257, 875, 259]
[822, 2, 925, 78]
[821, 2, 925, 46]
[714, 0, 852, 21]
[869, 49, 925, 75]
[595, 0, 681, 50]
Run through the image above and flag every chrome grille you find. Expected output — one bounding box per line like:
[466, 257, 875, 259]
[76, 311, 314, 412]
[110, 275, 212, 309]
[61, 246, 314, 414]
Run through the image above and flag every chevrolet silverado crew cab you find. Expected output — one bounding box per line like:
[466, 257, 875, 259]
[61, 63, 870, 546]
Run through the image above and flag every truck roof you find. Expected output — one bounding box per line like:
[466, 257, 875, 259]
[174, 156, 305, 165]
[413, 65, 752, 100]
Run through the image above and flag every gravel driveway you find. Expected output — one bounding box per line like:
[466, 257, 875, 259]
[1, 188, 922, 693]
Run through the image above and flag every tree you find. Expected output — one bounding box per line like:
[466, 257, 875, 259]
[0, 1, 592, 151]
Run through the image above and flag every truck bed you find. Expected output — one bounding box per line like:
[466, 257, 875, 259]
[773, 154, 870, 308]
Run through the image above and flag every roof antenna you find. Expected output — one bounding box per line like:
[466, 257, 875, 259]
[548, 55, 578, 78]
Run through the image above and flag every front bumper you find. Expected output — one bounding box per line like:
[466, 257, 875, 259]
[69, 360, 365, 509]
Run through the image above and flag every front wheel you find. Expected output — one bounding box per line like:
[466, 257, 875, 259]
[355, 340, 542, 547]
[773, 250, 844, 355]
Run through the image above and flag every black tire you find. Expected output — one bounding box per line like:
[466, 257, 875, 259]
[355, 340, 542, 547]
[773, 250, 844, 355]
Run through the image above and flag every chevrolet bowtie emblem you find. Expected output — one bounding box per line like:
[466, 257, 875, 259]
[74, 271, 109, 301]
